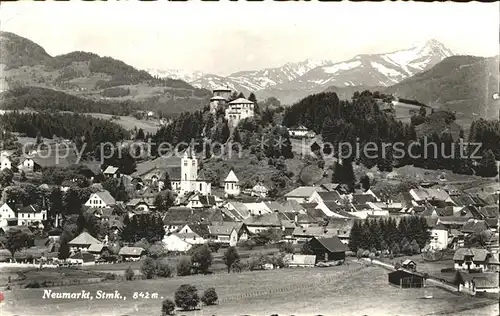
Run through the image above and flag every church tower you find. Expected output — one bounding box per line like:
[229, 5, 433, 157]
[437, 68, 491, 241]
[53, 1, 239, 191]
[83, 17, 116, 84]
[180, 146, 198, 193]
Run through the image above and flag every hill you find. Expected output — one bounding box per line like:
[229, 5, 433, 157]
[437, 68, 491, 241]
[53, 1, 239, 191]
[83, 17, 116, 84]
[0, 31, 211, 114]
[384, 55, 500, 126]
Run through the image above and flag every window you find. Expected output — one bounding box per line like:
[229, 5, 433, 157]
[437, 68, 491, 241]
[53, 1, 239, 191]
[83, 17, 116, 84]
[184, 161, 187, 166]
[184, 174, 187, 181]
[200, 183, 203, 191]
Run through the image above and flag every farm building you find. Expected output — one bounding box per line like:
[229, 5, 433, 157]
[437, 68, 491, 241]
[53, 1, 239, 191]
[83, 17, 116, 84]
[68, 232, 100, 251]
[118, 246, 145, 261]
[308, 236, 348, 262]
[455, 270, 499, 295]
[388, 269, 426, 288]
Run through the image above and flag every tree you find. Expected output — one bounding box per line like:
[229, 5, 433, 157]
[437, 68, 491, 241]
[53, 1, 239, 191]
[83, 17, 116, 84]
[0, 168, 14, 187]
[237, 92, 245, 99]
[476, 149, 498, 178]
[154, 190, 175, 212]
[360, 175, 370, 191]
[125, 266, 135, 281]
[141, 257, 157, 279]
[175, 284, 200, 311]
[58, 229, 72, 259]
[223, 247, 240, 273]
[201, 288, 218, 306]
[177, 257, 192, 276]
[5, 229, 32, 259]
[410, 239, 420, 255]
[279, 242, 294, 254]
[161, 299, 175, 316]
[190, 244, 213, 274]
[301, 241, 314, 255]
[391, 243, 400, 256]
[161, 171, 172, 190]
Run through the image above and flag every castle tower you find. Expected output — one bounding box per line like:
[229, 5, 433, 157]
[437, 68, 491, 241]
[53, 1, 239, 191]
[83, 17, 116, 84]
[180, 146, 198, 193]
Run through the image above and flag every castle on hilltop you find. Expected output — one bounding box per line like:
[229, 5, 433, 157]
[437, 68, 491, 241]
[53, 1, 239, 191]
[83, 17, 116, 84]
[209, 86, 255, 128]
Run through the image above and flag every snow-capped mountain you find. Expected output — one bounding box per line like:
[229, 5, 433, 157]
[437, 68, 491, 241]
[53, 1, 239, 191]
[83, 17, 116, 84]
[257, 39, 454, 104]
[274, 39, 453, 90]
[146, 68, 207, 82]
[190, 59, 332, 95]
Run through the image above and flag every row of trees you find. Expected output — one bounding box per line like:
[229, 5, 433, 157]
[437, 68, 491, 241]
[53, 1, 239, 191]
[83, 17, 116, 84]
[120, 214, 166, 244]
[348, 216, 431, 254]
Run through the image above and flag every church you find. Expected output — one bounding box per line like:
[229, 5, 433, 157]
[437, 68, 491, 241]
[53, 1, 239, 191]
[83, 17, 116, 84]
[170, 147, 211, 197]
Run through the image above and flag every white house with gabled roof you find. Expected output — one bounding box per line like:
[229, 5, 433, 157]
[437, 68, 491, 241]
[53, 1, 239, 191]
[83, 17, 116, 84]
[224, 170, 240, 197]
[85, 190, 117, 208]
[0, 203, 17, 228]
[0, 152, 12, 170]
[225, 98, 255, 128]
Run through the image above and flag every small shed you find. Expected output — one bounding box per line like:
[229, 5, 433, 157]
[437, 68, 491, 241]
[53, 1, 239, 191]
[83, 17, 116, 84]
[284, 254, 316, 268]
[388, 269, 426, 288]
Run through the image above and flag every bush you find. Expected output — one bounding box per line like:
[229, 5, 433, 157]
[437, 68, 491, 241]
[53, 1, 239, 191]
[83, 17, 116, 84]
[278, 242, 294, 254]
[237, 239, 256, 250]
[201, 287, 218, 306]
[25, 280, 41, 288]
[248, 253, 266, 270]
[105, 273, 116, 280]
[177, 257, 192, 276]
[125, 266, 135, 281]
[207, 242, 221, 253]
[156, 261, 174, 278]
[175, 284, 200, 311]
[141, 257, 157, 279]
[356, 248, 364, 259]
[161, 299, 175, 316]
[362, 250, 370, 258]
[394, 261, 402, 270]
[148, 243, 167, 259]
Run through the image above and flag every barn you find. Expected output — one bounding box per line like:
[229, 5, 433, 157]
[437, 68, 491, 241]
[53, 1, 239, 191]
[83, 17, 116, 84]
[388, 269, 426, 288]
[308, 236, 348, 262]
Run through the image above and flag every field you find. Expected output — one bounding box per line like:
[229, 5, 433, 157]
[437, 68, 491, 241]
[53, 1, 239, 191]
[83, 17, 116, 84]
[1, 261, 498, 316]
[84, 113, 162, 134]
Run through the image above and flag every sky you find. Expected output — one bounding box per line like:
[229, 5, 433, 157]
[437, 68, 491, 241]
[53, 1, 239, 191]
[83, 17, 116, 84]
[0, 2, 498, 76]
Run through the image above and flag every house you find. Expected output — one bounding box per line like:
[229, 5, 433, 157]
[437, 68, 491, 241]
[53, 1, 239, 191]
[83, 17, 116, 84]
[283, 254, 316, 267]
[291, 226, 337, 241]
[68, 232, 101, 251]
[242, 202, 272, 216]
[288, 125, 311, 138]
[250, 183, 269, 198]
[285, 186, 326, 204]
[461, 219, 489, 235]
[224, 202, 251, 220]
[244, 212, 282, 234]
[225, 98, 255, 128]
[103, 166, 120, 178]
[430, 222, 449, 250]
[388, 269, 426, 288]
[309, 191, 343, 205]
[87, 243, 110, 258]
[68, 251, 96, 265]
[17, 204, 47, 226]
[308, 236, 348, 262]
[325, 218, 354, 244]
[409, 188, 453, 204]
[351, 193, 378, 205]
[185, 194, 217, 209]
[0, 154, 12, 170]
[208, 222, 249, 246]
[401, 259, 417, 271]
[453, 248, 493, 272]
[455, 270, 499, 295]
[17, 157, 36, 172]
[163, 233, 197, 252]
[126, 197, 156, 212]
[0, 203, 18, 228]
[85, 190, 117, 208]
[224, 170, 240, 197]
[175, 224, 208, 244]
[118, 246, 145, 261]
